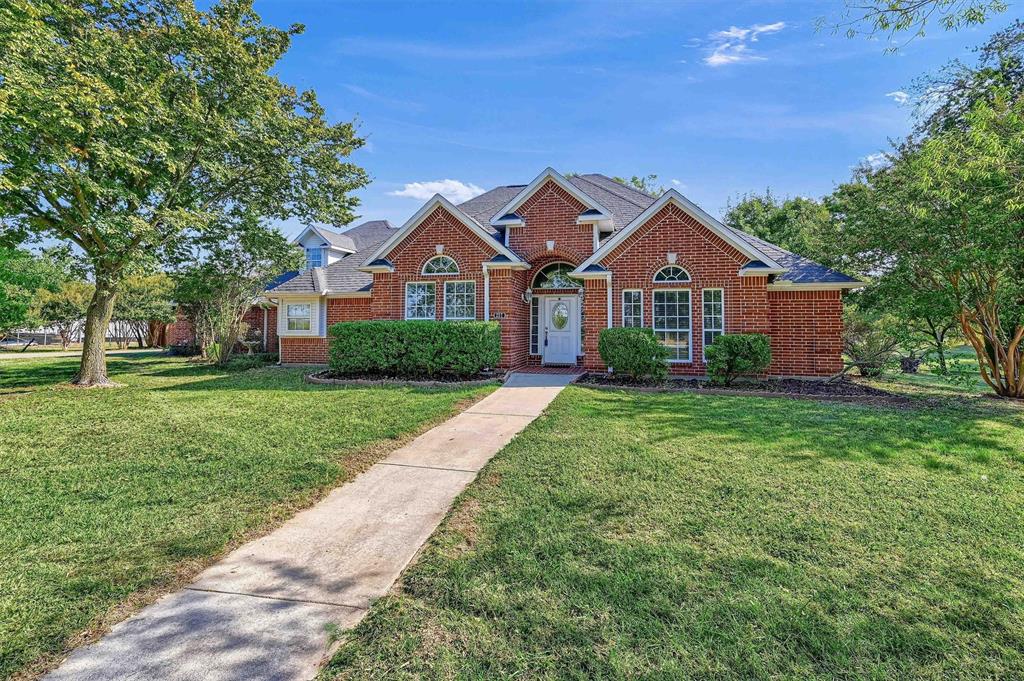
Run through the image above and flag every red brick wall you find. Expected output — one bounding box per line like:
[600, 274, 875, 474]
[280, 297, 372, 364]
[598, 203, 761, 375]
[168, 310, 193, 346]
[508, 180, 593, 261]
[372, 206, 495, 321]
[767, 289, 844, 377]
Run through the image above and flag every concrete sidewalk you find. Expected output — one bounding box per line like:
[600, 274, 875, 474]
[46, 372, 576, 681]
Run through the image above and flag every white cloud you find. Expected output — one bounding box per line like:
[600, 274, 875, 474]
[671, 179, 687, 189]
[885, 90, 910, 105]
[389, 179, 486, 203]
[860, 152, 889, 170]
[702, 21, 785, 67]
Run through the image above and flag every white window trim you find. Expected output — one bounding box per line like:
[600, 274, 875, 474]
[304, 247, 323, 271]
[622, 289, 643, 328]
[422, 255, 459, 275]
[653, 266, 691, 284]
[277, 298, 320, 337]
[443, 280, 477, 321]
[405, 281, 437, 320]
[652, 288, 692, 363]
[529, 296, 541, 356]
[702, 288, 725, 361]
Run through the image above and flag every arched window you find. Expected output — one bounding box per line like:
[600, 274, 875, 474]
[532, 263, 581, 289]
[422, 255, 459, 275]
[653, 265, 690, 283]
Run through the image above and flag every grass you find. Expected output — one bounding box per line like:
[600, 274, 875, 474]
[326, 384, 1024, 679]
[0, 354, 494, 679]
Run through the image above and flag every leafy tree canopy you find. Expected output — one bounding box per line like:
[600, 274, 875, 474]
[832, 0, 1007, 44]
[724, 191, 840, 269]
[0, 0, 368, 384]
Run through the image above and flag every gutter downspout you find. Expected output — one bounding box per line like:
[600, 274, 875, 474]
[605, 273, 613, 329]
[262, 307, 268, 352]
[483, 266, 491, 321]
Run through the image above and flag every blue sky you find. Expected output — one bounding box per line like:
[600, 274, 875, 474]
[257, 0, 1018, 237]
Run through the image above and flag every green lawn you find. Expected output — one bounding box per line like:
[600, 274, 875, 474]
[0, 354, 493, 679]
[326, 386, 1024, 679]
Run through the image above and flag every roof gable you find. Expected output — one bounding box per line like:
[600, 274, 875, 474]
[488, 168, 612, 227]
[292, 225, 356, 253]
[362, 194, 523, 268]
[574, 189, 785, 275]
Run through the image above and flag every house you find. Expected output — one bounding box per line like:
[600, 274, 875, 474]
[179, 169, 862, 375]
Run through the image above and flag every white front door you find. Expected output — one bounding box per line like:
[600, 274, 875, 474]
[543, 297, 577, 365]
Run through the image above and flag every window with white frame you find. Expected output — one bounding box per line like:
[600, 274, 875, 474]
[285, 303, 312, 331]
[405, 282, 436, 320]
[702, 289, 724, 355]
[444, 281, 476, 320]
[529, 297, 540, 354]
[622, 290, 643, 327]
[653, 265, 690, 283]
[422, 255, 459, 275]
[652, 289, 691, 362]
[304, 247, 323, 270]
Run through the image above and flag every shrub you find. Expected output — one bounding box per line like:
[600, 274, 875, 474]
[598, 327, 670, 381]
[704, 333, 772, 385]
[328, 320, 501, 377]
[843, 306, 899, 377]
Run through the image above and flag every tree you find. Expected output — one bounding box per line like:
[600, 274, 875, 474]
[34, 279, 93, 349]
[0, 247, 52, 341]
[724, 191, 839, 267]
[833, 93, 1024, 397]
[833, 0, 1007, 42]
[172, 213, 303, 364]
[613, 175, 667, 197]
[911, 20, 1024, 134]
[111, 273, 174, 348]
[0, 0, 368, 385]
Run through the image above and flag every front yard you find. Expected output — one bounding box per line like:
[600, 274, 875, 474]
[327, 385, 1024, 679]
[0, 355, 493, 678]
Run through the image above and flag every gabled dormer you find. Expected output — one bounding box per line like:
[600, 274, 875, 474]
[292, 226, 356, 271]
[488, 167, 614, 232]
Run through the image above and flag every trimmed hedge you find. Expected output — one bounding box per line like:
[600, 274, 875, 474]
[704, 333, 772, 385]
[328, 320, 501, 377]
[598, 327, 670, 381]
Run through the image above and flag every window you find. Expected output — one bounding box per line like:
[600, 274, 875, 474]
[622, 290, 643, 327]
[653, 289, 691, 362]
[285, 303, 312, 332]
[444, 281, 476, 320]
[702, 289, 724, 356]
[532, 263, 582, 289]
[423, 255, 459, 275]
[653, 266, 690, 283]
[304, 247, 323, 270]
[405, 282, 436, 320]
[530, 297, 540, 354]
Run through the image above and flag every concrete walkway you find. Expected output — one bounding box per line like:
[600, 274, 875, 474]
[47, 372, 576, 681]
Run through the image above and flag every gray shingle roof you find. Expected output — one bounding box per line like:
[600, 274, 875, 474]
[315, 228, 356, 252]
[268, 220, 399, 294]
[457, 173, 857, 285]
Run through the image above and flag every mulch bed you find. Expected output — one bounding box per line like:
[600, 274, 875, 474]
[305, 369, 506, 388]
[577, 372, 918, 406]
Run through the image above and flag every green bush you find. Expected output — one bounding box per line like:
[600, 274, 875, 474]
[328, 320, 501, 377]
[704, 333, 772, 385]
[598, 327, 670, 381]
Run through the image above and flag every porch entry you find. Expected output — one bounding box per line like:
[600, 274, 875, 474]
[542, 296, 578, 365]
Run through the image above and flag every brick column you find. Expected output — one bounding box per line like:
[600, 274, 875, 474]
[487, 268, 528, 370]
[582, 276, 608, 370]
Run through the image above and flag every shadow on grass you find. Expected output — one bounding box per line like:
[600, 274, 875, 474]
[0, 357, 157, 391]
[578, 387, 1023, 473]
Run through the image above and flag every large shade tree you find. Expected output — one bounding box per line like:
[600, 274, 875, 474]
[0, 0, 368, 385]
[834, 94, 1024, 397]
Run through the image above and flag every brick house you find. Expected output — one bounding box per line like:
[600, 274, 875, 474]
[247, 169, 862, 375]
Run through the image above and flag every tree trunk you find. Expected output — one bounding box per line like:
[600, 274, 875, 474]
[75, 278, 118, 387]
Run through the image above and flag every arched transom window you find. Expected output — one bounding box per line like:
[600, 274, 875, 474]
[532, 263, 582, 289]
[653, 265, 691, 283]
[422, 255, 459, 275]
